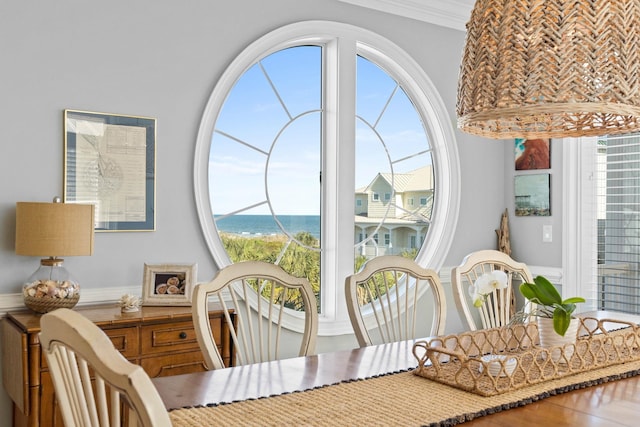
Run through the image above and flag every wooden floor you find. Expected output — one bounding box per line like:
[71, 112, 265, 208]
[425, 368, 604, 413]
[463, 373, 640, 426]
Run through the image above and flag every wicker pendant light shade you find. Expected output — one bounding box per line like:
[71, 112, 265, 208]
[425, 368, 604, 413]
[457, 0, 640, 139]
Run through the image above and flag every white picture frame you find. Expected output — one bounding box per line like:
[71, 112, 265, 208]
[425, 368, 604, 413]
[142, 263, 197, 306]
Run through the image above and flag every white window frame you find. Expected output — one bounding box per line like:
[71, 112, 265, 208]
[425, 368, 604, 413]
[193, 21, 460, 336]
[563, 137, 599, 312]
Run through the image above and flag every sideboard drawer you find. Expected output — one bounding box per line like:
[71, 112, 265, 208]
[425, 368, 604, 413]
[103, 326, 140, 358]
[141, 320, 200, 354]
[140, 350, 209, 378]
[41, 326, 139, 369]
[141, 317, 223, 354]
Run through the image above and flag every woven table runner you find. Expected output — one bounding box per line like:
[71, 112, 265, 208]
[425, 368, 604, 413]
[168, 358, 640, 426]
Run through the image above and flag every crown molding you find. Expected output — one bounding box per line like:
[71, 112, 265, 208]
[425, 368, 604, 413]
[337, 0, 473, 31]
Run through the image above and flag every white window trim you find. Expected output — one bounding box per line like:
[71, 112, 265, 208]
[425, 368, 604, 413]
[193, 21, 460, 336]
[562, 137, 599, 312]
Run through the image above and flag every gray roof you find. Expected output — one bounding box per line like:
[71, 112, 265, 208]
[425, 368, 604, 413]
[365, 165, 433, 193]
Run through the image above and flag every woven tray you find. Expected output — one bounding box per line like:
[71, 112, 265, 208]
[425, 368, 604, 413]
[413, 317, 640, 396]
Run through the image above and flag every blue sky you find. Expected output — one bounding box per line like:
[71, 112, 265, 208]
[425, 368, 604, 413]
[209, 46, 430, 216]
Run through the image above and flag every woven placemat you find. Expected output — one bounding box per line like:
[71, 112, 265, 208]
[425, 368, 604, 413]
[168, 358, 640, 426]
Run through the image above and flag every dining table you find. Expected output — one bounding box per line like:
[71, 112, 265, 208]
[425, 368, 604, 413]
[152, 311, 640, 426]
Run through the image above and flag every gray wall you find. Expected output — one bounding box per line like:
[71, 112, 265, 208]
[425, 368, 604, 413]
[0, 0, 565, 421]
[506, 139, 563, 266]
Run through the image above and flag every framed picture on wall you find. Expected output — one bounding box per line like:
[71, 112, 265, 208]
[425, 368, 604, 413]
[514, 174, 551, 216]
[515, 138, 551, 170]
[63, 109, 156, 231]
[142, 263, 197, 306]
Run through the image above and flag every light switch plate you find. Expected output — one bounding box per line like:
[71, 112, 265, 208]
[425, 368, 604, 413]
[542, 225, 553, 242]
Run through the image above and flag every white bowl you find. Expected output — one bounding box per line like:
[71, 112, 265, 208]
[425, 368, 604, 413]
[479, 354, 516, 377]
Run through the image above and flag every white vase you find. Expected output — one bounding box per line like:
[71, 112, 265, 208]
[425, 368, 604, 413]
[537, 317, 579, 362]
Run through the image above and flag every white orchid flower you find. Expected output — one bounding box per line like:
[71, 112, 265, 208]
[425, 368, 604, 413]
[471, 291, 484, 307]
[475, 270, 508, 294]
[468, 270, 509, 307]
[468, 281, 482, 307]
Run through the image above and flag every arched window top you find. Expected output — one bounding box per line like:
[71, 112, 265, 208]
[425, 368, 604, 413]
[194, 21, 460, 335]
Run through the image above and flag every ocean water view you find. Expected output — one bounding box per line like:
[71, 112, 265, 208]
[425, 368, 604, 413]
[214, 215, 321, 239]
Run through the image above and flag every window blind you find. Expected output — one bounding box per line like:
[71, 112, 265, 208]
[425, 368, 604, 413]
[598, 134, 640, 314]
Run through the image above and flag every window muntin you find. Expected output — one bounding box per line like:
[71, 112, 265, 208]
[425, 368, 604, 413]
[194, 21, 460, 335]
[354, 55, 434, 261]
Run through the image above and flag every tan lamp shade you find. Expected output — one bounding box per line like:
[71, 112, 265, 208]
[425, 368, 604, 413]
[15, 202, 95, 257]
[457, 0, 640, 139]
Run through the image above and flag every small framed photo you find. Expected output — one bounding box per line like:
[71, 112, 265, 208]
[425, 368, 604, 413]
[142, 263, 197, 306]
[515, 138, 551, 170]
[515, 174, 551, 216]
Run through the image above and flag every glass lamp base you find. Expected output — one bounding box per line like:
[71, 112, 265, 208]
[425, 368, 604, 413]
[22, 258, 80, 313]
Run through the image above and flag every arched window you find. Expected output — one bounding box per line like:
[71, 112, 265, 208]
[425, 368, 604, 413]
[194, 21, 459, 335]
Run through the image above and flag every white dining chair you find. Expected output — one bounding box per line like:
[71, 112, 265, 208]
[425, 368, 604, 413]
[192, 260, 318, 369]
[39, 308, 171, 427]
[452, 249, 534, 331]
[345, 255, 447, 347]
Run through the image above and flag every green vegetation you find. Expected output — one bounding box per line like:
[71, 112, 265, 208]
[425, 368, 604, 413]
[353, 253, 417, 306]
[221, 231, 417, 312]
[221, 232, 320, 311]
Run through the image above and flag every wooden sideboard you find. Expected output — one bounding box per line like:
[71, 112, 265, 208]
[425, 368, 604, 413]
[1, 303, 234, 427]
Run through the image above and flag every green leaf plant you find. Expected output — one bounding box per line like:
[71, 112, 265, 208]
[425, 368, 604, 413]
[519, 275, 586, 336]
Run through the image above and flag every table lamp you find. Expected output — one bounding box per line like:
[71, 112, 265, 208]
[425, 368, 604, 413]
[15, 198, 94, 313]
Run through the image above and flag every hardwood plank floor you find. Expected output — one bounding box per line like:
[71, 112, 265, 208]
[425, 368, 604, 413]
[462, 374, 640, 426]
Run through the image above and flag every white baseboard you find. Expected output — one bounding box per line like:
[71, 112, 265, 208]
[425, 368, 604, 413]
[439, 265, 562, 284]
[528, 266, 563, 284]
